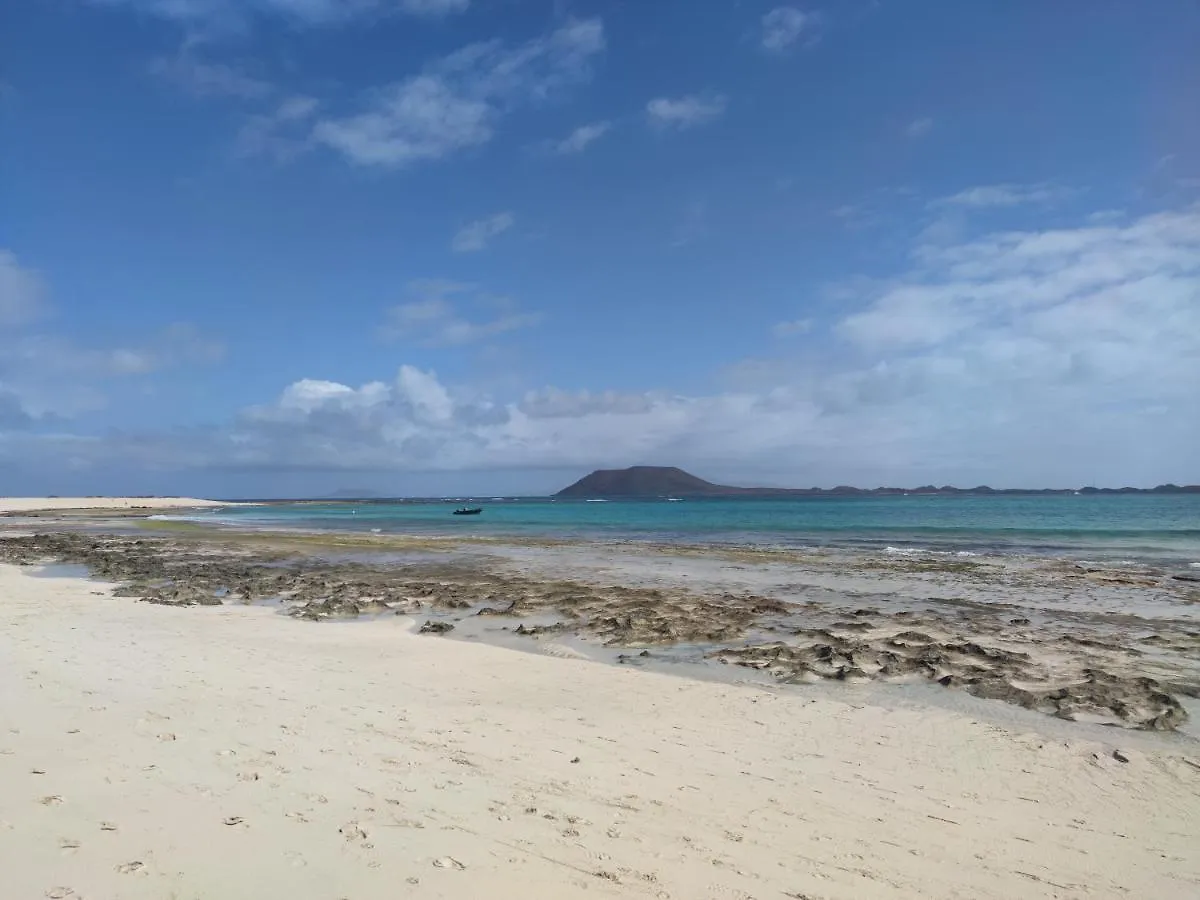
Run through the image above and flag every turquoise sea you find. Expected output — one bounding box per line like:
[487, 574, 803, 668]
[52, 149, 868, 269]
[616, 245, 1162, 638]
[168, 494, 1200, 569]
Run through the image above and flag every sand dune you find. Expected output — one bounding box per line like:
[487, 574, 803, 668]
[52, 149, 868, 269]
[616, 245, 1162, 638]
[2, 562, 1199, 899]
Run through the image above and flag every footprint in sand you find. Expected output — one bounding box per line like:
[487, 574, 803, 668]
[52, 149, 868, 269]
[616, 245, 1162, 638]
[44, 888, 75, 898]
[100, 822, 118, 832]
[39, 795, 63, 806]
[115, 861, 145, 875]
[59, 839, 81, 853]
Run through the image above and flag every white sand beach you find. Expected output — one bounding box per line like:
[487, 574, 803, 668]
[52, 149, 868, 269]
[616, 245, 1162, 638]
[0, 498, 233, 515]
[3, 561, 1199, 900]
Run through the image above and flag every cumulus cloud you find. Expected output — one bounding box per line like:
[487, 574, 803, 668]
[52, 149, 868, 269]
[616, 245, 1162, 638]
[313, 19, 605, 167]
[202, 204, 1200, 484]
[555, 120, 611, 155]
[646, 94, 727, 130]
[760, 7, 814, 53]
[10, 205, 1200, 488]
[452, 212, 515, 252]
[379, 280, 539, 346]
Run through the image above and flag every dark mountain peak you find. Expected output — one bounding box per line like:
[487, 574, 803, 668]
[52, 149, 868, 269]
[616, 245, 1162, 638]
[555, 466, 727, 497]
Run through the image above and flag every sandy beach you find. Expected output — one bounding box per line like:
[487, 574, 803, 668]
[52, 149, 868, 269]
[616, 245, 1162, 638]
[0, 498, 235, 515]
[2, 506, 1200, 899]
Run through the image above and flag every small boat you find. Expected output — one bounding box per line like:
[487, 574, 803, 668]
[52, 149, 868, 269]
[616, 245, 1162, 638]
[453, 507, 483, 516]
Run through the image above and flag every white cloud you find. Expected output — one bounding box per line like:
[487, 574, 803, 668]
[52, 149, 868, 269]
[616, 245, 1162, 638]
[452, 212, 515, 252]
[379, 280, 538, 347]
[149, 53, 273, 99]
[646, 94, 727, 130]
[761, 7, 814, 53]
[905, 117, 933, 138]
[0, 250, 48, 327]
[555, 121, 610, 154]
[313, 19, 605, 167]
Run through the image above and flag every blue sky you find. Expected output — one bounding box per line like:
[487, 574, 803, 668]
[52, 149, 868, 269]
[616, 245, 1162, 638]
[2, 0, 1199, 497]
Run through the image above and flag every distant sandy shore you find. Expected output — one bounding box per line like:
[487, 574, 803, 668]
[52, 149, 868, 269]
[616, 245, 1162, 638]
[0, 497, 236, 515]
[2, 553, 1199, 899]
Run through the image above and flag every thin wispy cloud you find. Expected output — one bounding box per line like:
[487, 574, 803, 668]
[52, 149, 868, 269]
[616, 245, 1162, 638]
[400, 0, 469, 16]
[933, 183, 1078, 209]
[1, 250, 223, 420]
[0, 250, 47, 327]
[670, 200, 709, 248]
[761, 7, 815, 53]
[149, 53, 273, 100]
[452, 212, 515, 252]
[555, 121, 611, 155]
[647, 94, 727, 130]
[905, 117, 933, 139]
[89, 0, 469, 27]
[772, 318, 813, 337]
[313, 19, 605, 167]
[380, 280, 539, 346]
[237, 95, 320, 160]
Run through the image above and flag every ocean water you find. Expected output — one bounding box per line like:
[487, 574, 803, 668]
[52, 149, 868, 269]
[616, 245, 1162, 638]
[165, 494, 1200, 568]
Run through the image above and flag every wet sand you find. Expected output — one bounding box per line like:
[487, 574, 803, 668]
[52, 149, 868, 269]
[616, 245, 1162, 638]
[2, 517, 1200, 898]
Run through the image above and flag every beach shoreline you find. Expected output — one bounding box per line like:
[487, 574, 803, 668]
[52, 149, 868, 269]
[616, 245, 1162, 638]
[2, 504, 1200, 897]
[3, 519, 1199, 732]
[3, 558, 1200, 899]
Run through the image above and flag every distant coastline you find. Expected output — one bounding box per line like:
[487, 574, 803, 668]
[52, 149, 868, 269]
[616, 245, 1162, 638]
[553, 466, 1200, 499]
